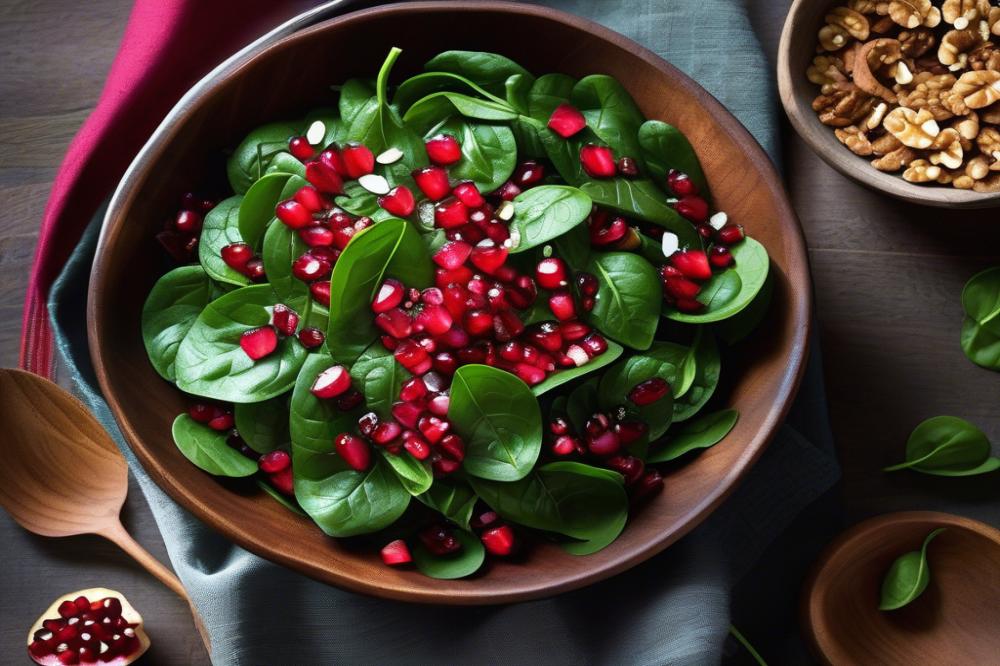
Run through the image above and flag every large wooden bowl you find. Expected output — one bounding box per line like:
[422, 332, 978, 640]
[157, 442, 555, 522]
[778, 0, 1000, 209]
[89, 1, 811, 604]
[803, 512, 1000, 664]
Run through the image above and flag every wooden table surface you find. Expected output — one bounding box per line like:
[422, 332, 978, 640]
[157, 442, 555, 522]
[1, 1, 997, 664]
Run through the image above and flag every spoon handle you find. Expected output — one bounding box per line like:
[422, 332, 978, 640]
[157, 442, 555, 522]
[100, 521, 188, 599]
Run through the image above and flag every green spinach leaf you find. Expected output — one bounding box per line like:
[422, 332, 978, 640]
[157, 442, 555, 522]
[394, 70, 508, 111]
[239, 173, 306, 250]
[664, 238, 770, 324]
[234, 395, 290, 454]
[227, 121, 300, 194]
[884, 415, 1000, 476]
[648, 409, 739, 463]
[424, 50, 532, 97]
[438, 117, 517, 193]
[261, 216, 311, 312]
[171, 414, 257, 477]
[198, 196, 251, 287]
[379, 449, 432, 496]
[585, 252, 661, 350]
[581, 178, 700, 250]
[673, 328, 721, 422]
[142, 266, 219, 382]
[412, 529, 485, 579]
[638, 120, 709, 198]
[296, 457, 410, 537]
[403, 92, 518, 135]
[290, 350, 358, 481]
[879, 528, 946, 611]
[417, 479, 479, 530]
[572, 75, 646, 166]
[960, 266, 1000, 370]
[350, 343, 410, 420]
[339, 78, 376, 126]
[531, 339, 624, 396]
[508, 185, 592, 253]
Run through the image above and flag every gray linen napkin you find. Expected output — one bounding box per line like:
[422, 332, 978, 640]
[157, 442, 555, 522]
[48, 1, 840, 663]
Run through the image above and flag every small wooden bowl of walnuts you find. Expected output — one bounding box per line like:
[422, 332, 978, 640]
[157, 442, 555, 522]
[779, 0, 1000, 208]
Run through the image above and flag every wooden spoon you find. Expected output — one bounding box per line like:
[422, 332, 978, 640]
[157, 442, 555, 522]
[0, 368, 210, 649]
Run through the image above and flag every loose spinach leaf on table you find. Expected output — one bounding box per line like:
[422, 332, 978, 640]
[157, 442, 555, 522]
[290, 350, 358, 481]
[326, 218, 432, 364]
[424, 50, 532, 97]
[412, 529, 485, 580]
[227, 121, 300, 194]
[175, 285, 307, 402]
[198, 196, 251, 287]
[960, 266, 1000, 371]
[239, 173, 305, 250]
[673, 328, 722, 422]
[884, 415, 1000, 476]
[664, 238, 770, 324]
[234, 395, 290, 454]
[417, 479, 479, 530]
[436, 116, 517, 194]
[350, 342, 410, 421]
[879, 528, 946, 611]
[142, 266, 220, 382]
[571, 75, 646, 167]
[508, 185, 592, 253]
[638, 120, 710, 198]
[262, 215, 312, 312]
[585, 251, 661, 350]
[171, 414, 257, 477]
[530, 339, 624, 397]
[378, 448, 432, 496]
[581, 178, 701, 250]
[448, 364, 543, 481]
[647, 409, 739, 463]
[296, 457, 410, 537]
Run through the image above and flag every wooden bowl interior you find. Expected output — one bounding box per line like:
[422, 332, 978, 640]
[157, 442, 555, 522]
[805, 512, 1000, 664]
[90, 1, 810, 603]
[778, 0, 1000, 209]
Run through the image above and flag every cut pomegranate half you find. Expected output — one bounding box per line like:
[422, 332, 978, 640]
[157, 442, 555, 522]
[27, 588, 150, 666]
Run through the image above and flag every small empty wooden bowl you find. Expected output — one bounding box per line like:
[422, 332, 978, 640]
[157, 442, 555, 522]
[777, 0, 1000, 209]
[804, 511, 1000, 664]
[89, 1, 811, 603]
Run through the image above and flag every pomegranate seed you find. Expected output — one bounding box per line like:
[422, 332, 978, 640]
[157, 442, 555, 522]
[258, 450, 291, 474]
[433, 457, 461, 476]
[675, 195, 709, 223]
[381, 539, 412, 566]
[395, 340, 432, 374]
[378, 185, 416, 217]
[586, 413, 610, 437]
[335, 433, 371, 471]
[189, 404, 219, 423]
[495, 181, 521, 201]
[552, 435, 581, 456]
[205, 410, 233, 432]
[221, 242, 253, 272]
[288, 135, 314, 160]
[671, 250, 712, 280]
[358, 412, 379, 437]
[590, 216, 630, 246]
[547, 103, 587, 138]
[320, 147, 346, 175]
[419, 524, 461, 555]
[403, 432, 432, 460]
[530, 322, 563, 352]
[275, 200, 313, 229]
[399, 377, 427, 402]
[464, 309, 494, 336]
[435, 265, 475, 289]
[310, 365, 352, 398]
[628, 377, 670, 406]
[550, 417, 571, 435]
[430, 242, 470, 272]
[547, 290, 577, 321]
[417, 415, 450, 443]
[674, 298, 705, 313]
[661, 273, 701, 300]
[174, 210, 202, 234]
[560, 321, 591, 341]
[513, 160, 546, 187]
[717, 224, 746, 245]
[245, 257, 266, 281]
[493, 309, 525, 341]
[565, 344, 590, 367]
[424, 134, 462, 165]
[580, 144, 616, 178]
[709, 245, 734, 268]
[411, 166, 451, 201]
[437, 433, 465, 461]
[535, 257, 568, 290]
[452, 181, 485, 208]
[576, 272, 599, 297]
[372, 279, 405, 313]
[415, 304, 452, 336]
[481, 525, 516, 556]
[392, 401, 425, 429]
[588, 430, 621, 456]
[306, 159, 344, 194]
[340, 143, 375, 178]
[471, 510, 499, 530]
[633, 470, 664, 502]
[299, 226, 335, 248]
[614, 420, 648, 445]
[514, 363, 546, 386]
[427, 393, 450, 416]
[469, 240, 508, 275]
[508, 278, 537, 310]
[500, 341, 523, 362]
[270, 304, 299, 336]
[456, 343, 486, 365]
[581, 296, 595, 312]
[372, 420, 402, 445]
[439, 324, 470, 349]
[375, 307, 413, 339]
[431, 351, 458, 375]
[293, 185, 326, 212]
[434, 197, 469, 229]
[292, 253, 331, 282]
[240, 326, 278, 360]
[581, 333, 608, 356]
[298, 327, 325, 349]
[616, 156, 639, 178]
[607, 455, 645, 485]
[667, 169, 698, 196]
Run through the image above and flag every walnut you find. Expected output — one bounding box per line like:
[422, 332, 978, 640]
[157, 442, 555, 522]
[872, 132, 904, 154]
[967, 154, 992, 179]
[820, 23, 852, 51]
[952, 70, 1000, 109]
[884, 106, 941, 147]
[914, 56, 952, 74]
[973, 172, 1000, 191]
[899, 28, 937, 57]
[814, 88, 878, 126]
[872, 15, 899, 33]
[871, 145, 918, 170]
[930, 128, 965, 167]
[827, 7, 872, 40]
[808, 55, 849, 87]
[989, 7, 1000, 36]
[951, 112, 980, 149]
[849, 0, 878, 13]
[896, 72, 959, 120]
[939, 28, 985, 67]
[953, 174, 976, 188]
[835, 125, 876, 155]
[942, 0, 983, 25]
[935, 168, 958, 184]
[855, 39, 904, 101]
[978, 126, 1000, 155]
[981, 101, 1000, 124]
[969, 43, 1000, 71]
[888, 0, 942, 29]
[902, 158, 943, 181]
[866, 101, 891, 128]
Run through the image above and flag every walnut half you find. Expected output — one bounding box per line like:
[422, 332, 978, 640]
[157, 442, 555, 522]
[883, 106, 941, 147]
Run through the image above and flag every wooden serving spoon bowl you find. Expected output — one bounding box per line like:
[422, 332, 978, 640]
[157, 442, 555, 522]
[803, 511, 1000, 665]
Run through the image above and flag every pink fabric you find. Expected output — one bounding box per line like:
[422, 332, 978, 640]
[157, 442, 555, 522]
[20, 0, 304, 376]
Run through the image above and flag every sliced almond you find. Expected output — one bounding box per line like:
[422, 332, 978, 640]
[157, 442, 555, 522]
[661, 232, 680, 257]
[496, 201, 515, 221]
[709, 212, 728, 230]
[358, 173, 390, 195]
[305, 120, 326, 146]
[376, 147, 404, 165]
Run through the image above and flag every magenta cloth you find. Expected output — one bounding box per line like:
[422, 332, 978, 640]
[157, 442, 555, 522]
[19, 0, 306, 376]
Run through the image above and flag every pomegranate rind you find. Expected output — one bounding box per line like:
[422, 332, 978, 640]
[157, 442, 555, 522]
[28, 587, 150, 666]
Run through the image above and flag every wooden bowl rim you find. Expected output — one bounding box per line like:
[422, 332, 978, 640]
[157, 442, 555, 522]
[776, 0, 1000, 210]
[802, 510, 1000, 663]
[88, 0, 812, 603]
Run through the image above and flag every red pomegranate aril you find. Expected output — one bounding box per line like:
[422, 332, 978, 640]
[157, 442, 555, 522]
[454, 222, 486, 244]
[670, 250, 712, 280]
[457, 343, 488, 364]
[499, 341, 523, 363]
[452, 181, 485, 208]
[709, 245, 734, 268]
[437, 433, 465, 462]
[357, 412, 380, 438]
[268, 468, 293, 497]
[586, 412, 610, 436]
[435, 265, 475, 289]
[381, 539, 412, 566]
[590, 216, 630, 246]
[372, 278, 405, 313]
[607, 455, 645, 485]
[411, 165, 451, 201]
[417, 415, 450, 443]
[340, 142, 375, 178]
[434, 197, 469, 229]
[614, 420, 648, 445]
[258, 450, 291, 474]
[628, 377, 670, 406]
[240, 326, 278, 360]
[514, 363, 546, 386]
[338, 387, 364, 410]
[513, 160, 546, 187]
[403, 433, 432, 460]
[173, 210, 202, 234]
[375, 307, 413, 339]
[305, 159, 344, 194]
[588, 430, 621, 456]
[581, 296, 595, 312]
[547, 103, 587, 138]
[423, 371, 446, 391]
[549, 417, 571, 436]
[292, 253, 331, 281]
[319, 147, 346, 174]
[552, 435, 581, 456]
[310, 365, 352, 399]
[576, 271, 599, 297]
[419, 524, 461, 555]
[271, 304, 299, 336]
[463, 309, 494, 336]
[507, 278, 537, 310]
[372, 421, 402, 446]
[531, 322, 564, 352]
[481, 525, 515, 556]
[548, 291, 577, 321]
[205, 411, 234, 432]
[633, 469, 664, 502]
[309, 245, 340, 264]
[433, 457, 461, 476]
[293, 185, 326, 213]
[469, 240, 508, 275]
[470, 510, 499, 530]
[560, 321, 591, 341]
[378, 185, 416, 217]
[493, 309, 524, 341]
[565, 344, 590, 367]
[221, 242, 253, 271]
[667, 169, 698, 196]
[697, 224, 714, 240]
[299, 226, 335, 248]
[188, 403, 219, 423]
[496, 180, 522, 201]
[334, 433, 370, 471]
[298, 327, 325, 349]
[288, 135, 314, 160]
[415, 304, 453, 336]
[674, 298, 705, 313]
[275, 200, 313, 229]
[427, 393, 450, 416]
[433, 241, 472, 270]
[392, 401, 425, 429]
[432, 351, 458, 375]
[157, 230, 196, 262]
[580, 144, 616, 178]
[482, 219, 511, 244]
[675, 195, 709, 223]
[581, 333, 608, 356]
[616, 156, 639, 178]
[535, 257, 568, 290]
[424, 134, 462, 165]
[395, 340, 432, 374]
[399, 377, 427, 403]
[662, 274, 702, 301]
[717, 224, 746, 245]
[439, 325, 470, 350]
